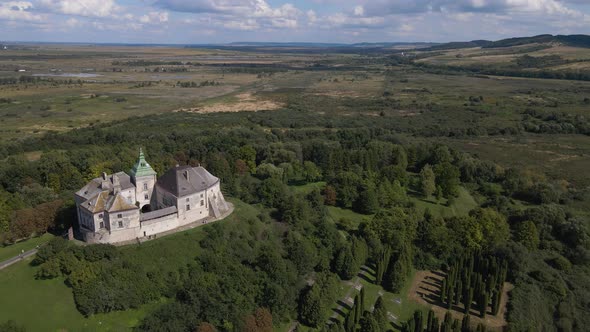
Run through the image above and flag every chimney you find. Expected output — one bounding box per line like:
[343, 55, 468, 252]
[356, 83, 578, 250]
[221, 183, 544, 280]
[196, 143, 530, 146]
[101, 172, 108, 189]
[113, 174, 121, 194]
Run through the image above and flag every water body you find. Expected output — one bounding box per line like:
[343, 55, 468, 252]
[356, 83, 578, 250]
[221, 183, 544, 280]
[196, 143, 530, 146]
[32, 73, 103, 78]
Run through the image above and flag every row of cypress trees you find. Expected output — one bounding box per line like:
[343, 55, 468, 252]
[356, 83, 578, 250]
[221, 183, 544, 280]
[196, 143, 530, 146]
[401, 310, 488, 332]
[440, 252, 508, 317]
[374, 243, 413, 293]
[327, 293, 389, 332]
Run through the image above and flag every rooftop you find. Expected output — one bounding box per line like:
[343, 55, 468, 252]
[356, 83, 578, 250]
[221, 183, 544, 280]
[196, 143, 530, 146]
[156, 165, 219, 197]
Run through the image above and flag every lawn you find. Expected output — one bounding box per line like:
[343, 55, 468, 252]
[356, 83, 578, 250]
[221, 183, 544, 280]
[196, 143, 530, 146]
[408, 186, 478, 218]
[0, 233, 55, 262]
[0, 257, 159, 331]
[327, 266, 430, 331]
[0, 198, 253, 331]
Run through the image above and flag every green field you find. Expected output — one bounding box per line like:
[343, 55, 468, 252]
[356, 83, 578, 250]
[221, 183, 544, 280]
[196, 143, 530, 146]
[409, 186, 478, 218]
[0, 257, 157, 331]
[0, 198, 254, 331]
[0, 233, 55, 262]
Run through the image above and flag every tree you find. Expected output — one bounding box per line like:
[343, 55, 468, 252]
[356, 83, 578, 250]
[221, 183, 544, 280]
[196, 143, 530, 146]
[461, 315, 470, 332]
[435, 185, 443, 202]
[360, 287, 366, 317]
[353, 182, 379, 215]
[420, 164, 436, 198]
[299, 286, 323, 327]
[303, 161, 322, 183]
[373, 297, 388, 331]
[196, 322, 216, 332]
[514, 220, 540, 251]
[434, 162, 460, 198]
[323, 185, 337, 206]
[359, 314, 380, 332]
[333, 246, 357, 280]
[239, 308, 272, 332]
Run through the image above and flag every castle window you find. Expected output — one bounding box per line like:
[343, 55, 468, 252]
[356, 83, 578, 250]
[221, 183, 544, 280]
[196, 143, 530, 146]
[143, 183, 148, 190]
[117, 213, 122, 218]
[144, 194, 149, 200]
[186, 198, 190, 202]
[200, 194, 203, 198]
[98, 214, 103, 219]
[118, 221, 123, 228]
[186, 204, 190, 211]
[200, 200, 204, 206]
[99, 221, 104, 228]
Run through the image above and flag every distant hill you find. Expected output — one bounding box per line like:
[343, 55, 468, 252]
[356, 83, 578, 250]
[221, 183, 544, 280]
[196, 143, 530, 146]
[422, 34, 590, 51]
[484, 34, 590, 48]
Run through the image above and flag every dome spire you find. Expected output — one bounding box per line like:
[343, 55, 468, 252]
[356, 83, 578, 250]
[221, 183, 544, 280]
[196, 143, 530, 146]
[130, 147, 157, 178]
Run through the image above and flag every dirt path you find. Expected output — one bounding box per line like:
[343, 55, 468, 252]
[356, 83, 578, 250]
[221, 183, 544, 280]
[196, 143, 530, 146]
[408, 270, 513, 331]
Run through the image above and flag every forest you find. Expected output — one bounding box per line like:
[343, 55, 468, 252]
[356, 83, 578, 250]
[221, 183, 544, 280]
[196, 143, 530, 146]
[0, 41, 589, 332]
[0, 105, 587, 331]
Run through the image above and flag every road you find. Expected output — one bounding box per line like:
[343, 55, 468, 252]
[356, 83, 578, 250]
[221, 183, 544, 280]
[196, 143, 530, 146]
[0, 248, 38, 270]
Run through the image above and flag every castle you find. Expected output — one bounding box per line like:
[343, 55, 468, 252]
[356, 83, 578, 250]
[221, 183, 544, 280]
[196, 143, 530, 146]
[74, 149, 231, 244]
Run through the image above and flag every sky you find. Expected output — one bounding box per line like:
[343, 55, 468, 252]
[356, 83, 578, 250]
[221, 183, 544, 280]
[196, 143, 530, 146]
[0, 0, 589, 44]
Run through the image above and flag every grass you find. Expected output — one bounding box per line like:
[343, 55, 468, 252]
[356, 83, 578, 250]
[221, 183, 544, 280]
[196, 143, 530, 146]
[0, 198, 253, 331]
[0, 256, 158, 331]
[408, 186, 478, 218]
[327, 206, 373, 229]
[290, 181, 326, 194]
[0, 233, 55, 262]
[327, 266, 429, 331]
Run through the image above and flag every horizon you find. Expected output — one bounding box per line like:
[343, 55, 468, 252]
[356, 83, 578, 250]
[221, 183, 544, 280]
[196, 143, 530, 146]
[1, 33, 587, 47]
[1, 1, 590, 44]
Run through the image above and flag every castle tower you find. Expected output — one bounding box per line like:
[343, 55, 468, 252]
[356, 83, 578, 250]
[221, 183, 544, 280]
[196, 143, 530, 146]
[130, 148, 157, 211]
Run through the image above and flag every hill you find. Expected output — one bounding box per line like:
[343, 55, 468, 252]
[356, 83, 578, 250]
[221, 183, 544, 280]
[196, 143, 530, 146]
[422, 34, 590, 52]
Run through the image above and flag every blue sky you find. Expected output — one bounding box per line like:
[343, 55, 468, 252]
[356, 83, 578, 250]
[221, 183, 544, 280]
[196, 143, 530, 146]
[1, 0, 589, 44]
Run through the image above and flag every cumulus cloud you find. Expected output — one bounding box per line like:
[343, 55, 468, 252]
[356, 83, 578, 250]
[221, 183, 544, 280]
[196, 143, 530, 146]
[0, 1, 43, 21]
[139, 11, 169, 24]
[38, 0, 118, 17]
[364, 0, 582, 16]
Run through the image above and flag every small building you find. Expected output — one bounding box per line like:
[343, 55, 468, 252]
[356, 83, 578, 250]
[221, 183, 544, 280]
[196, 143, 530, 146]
[74, 149, 231, 244]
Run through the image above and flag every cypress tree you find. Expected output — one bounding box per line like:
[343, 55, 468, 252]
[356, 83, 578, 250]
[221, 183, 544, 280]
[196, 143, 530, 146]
[465, 287, 473, 314]
[374, 296, 388, 331]
[354, 295, 360, 326]
[427, 309, 434, 332]
[480, 291, 488, 318]
[447, 285, 454, 310]
[461, 315, 470, 332]
[441, 312, 453, 332]
[413, 310, 423, 332]
[455, 281, 463, 306]
[360, 287, 366, 316]
[476, 323, 486, 332]
[492, 289, 501, 316]
[441, 278, 447, 304]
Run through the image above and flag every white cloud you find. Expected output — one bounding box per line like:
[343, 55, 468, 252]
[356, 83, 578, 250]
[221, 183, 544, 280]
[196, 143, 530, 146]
[39, 0, 118, 17]
[0, 1, 42, 21]
[139, 11, 169, 24]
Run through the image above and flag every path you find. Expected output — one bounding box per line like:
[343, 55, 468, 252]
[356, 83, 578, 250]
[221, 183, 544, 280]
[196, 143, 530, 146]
[0, 248, 37, 270]
[328, 265, 368, 323]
